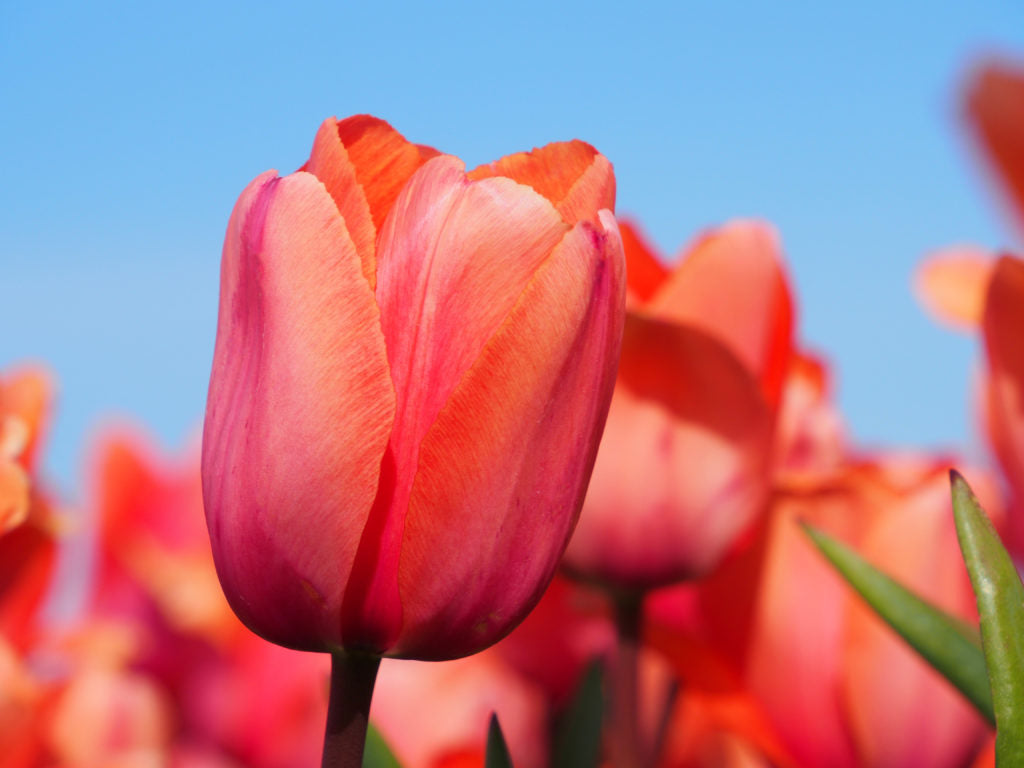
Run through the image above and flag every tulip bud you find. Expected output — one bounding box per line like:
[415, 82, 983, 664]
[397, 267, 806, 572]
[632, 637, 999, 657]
[202, 115, 625, 660]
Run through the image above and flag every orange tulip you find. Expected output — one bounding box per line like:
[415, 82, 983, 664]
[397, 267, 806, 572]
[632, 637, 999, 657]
[562, 220, 791, 590]
[965, 61, 1024, 238]
[203, 115, 626, 659]
[650, 458, 990, 768]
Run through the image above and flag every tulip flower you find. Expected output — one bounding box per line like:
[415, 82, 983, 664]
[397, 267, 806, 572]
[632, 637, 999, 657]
[915, 59, 1024, 554]
[965, 61, 1024, 238]
[563, 219, 790, 592]
[555, 219, 788, 768]
[202, 114, 624, 765]
[371, 652, 548, 768]
[649, 458, 990, 768]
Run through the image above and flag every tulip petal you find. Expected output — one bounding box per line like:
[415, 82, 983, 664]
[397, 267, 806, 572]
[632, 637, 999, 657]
[618, 219, 668, 303]
[469, 140, 615, 225]
[335, 115, 440, 231]
[0, 514, 55, 648]
[0, 368, 51, 473]
[339, 157, 570, 651]
[393, 213, 625, 659]
[914, 246, 995, 330]
[648, 222, 793, 405]
[745, 499, 860, 768]
[565, 316, 774, 589]
[203, 170, 394, 651]
[966, 62, 1024, 234]
[813, 467, 988, 766]
[983, 256, 1024, 551]
[0, 458, 28, 533]
[306, 118, 379, 288]
[307, 116, 439, 291]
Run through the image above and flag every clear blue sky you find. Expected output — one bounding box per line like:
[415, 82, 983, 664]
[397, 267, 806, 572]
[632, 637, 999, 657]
[2, 1, 1022, 493]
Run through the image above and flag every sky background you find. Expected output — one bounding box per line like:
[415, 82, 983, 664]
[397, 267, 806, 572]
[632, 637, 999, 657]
[2, 1, 1023, 497]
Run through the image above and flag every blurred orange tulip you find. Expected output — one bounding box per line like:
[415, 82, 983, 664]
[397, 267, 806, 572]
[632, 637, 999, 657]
[650, 457, 991, 768]
[563, 220, 792, 590]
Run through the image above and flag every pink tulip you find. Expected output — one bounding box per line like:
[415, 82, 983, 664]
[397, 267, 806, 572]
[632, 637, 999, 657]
[203, 115, 626, 660]
[650, 458, 990, 768]
[562, 220, 791, 590]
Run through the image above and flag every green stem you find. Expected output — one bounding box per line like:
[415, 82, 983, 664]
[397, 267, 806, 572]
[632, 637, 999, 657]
[322, 651, 382, 768]
[610, 592, 645, 768]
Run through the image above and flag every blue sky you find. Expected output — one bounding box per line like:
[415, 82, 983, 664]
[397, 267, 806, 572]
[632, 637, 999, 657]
[2, 1, 1023, 493]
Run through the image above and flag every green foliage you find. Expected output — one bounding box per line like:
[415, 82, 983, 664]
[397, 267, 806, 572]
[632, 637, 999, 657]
[363, 723, 404, 768]
[485, 713, 515, 768]
[801, 521, 994, 724]
[951, 471, 1024, 764]
[553, 659, 605, 768]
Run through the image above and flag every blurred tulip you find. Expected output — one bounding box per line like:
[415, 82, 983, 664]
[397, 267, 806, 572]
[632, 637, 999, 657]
[492, 574, 614, 707]
[371, 652, 548, 768]
[202, 115, 625, 660]
[0, 367, 52, 534]
[913, 246, 995, 331]
[965, 60, 1024, 237]
[981, 255, 1024, 552]
[771, 354, 846, 482]
[47, 623, 174, 768]
[650, 458, 990, 768]
[92, 428, 238, 647]
[563, 220, 790, 590]
[89, 429, 330, 768]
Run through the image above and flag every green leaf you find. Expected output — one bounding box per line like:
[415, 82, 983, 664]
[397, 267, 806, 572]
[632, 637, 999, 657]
[801, 521, 994, 725]
[485, 713, 515, 768]
[951, 470, 1024, 764]
[363, 723, 404, 768]
[553, 660, 605, 768]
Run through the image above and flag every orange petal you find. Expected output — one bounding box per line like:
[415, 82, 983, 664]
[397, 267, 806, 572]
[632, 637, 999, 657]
[618, 218, 668, 303]
[745, 498, 861, 768]
[371, 653, 548, 768]
[983, 255, 1024, 549]
[0, 461, 28, 533]
[203, 170, 394, 651]
[914, 246, 995, 330]
[394, 213, 624, 659]
[773, 352, 846, 480]
[965, 61, 1024, 234]
[340, 157, 570, 650]
[468, 140, 615, 225]
[648, 221, 794, 406]
[335, 115, 439, 231]
[0, 367, 52, 473]
[841, 462, 986, 768]
[564, 316, 773, 589]
[0, 515, 56, 648]
[306, 117, 380, 288]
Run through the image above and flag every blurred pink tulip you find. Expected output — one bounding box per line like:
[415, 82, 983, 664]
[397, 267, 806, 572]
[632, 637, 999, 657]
[563, 220, 791, 590]
[202, 115, 626, 659]
[371, 652, 548, 768]
[650, 458, 990, 768]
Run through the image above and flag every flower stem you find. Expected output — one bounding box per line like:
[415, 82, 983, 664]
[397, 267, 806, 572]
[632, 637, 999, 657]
[610, 592, 645, 768]
[322, 651, 381, 768]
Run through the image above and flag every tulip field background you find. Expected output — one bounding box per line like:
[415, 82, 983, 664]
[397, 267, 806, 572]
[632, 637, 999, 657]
[2, 1, 1024, 492]
[6, 1, 1024, 767]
